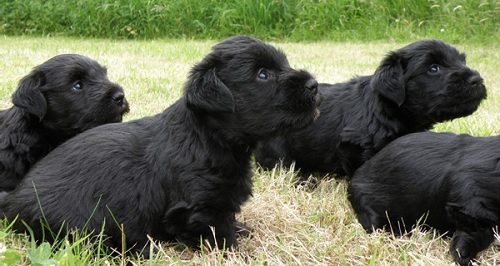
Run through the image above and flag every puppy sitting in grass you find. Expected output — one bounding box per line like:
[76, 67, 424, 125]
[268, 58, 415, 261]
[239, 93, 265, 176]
[1, 36, 322, 256]
[348, 132, 500, 266]
[0, 54, 129, 192]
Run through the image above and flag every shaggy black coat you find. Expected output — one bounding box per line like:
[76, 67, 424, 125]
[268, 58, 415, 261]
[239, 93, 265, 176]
[254, 40, 487, 177]
[348, 132, 500, 266]
[1, 36, 321, 256]
[0, 54, 129, 191]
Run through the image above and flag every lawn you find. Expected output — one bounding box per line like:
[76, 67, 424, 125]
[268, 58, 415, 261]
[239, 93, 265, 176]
[0, 36, 498, 265]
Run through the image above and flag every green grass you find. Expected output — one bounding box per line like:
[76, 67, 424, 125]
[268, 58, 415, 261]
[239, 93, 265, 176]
[0, 36, 499, 265]
[1, 0, 499, 43]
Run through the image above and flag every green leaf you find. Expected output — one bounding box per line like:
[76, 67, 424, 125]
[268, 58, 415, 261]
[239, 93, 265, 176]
[28, 242, 57, 266]
[1, 249, 22, 265]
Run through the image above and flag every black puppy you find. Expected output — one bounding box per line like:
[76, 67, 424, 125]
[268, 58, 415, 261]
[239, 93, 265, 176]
[348, 132, 500, 266]
[254, 40, 486, 177]
[0, 54, 129, 192]
[1, 36, 321, 256]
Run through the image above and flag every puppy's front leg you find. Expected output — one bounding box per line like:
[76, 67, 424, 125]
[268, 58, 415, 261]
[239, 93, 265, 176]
[164, 204, 238, 250]
[211, 217, 238, 250]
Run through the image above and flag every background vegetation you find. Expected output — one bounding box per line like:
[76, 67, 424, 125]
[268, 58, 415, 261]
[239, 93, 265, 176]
[0, 36, 498, 265]
[1, 0, 499, 43]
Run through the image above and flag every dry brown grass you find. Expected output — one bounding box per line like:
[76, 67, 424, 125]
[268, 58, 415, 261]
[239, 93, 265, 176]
[146, 166, 500, 266]
[0, 36, 499, 265]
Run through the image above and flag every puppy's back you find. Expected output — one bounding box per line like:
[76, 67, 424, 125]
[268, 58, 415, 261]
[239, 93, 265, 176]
[3, 119, 149, 226]
[348, 132, 500, 233]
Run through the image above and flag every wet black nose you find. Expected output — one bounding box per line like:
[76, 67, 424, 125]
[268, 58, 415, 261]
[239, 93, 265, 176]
[305, 79, 318, 93]
[112, 92, 125, 105]
[467, 73, 483, 86]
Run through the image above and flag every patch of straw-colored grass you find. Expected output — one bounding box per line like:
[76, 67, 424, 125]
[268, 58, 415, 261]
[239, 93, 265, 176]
[0, 36, 498, 265]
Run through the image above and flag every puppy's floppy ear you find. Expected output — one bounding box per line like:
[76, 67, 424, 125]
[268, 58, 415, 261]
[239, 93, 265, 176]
[370, 52, 406, 106]
[12, 71, 47, 120]
[185, 67, 235, 113]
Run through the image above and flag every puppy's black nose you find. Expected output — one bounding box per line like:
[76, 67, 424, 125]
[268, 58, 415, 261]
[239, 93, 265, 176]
[305, 79, 318, 93]
[112, 92, 125, 105]
[467, 73, 483, 86]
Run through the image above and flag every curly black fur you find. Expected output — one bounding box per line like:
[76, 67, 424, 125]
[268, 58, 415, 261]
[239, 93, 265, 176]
[254, 40, 487, 177]
[0, 54, 129, 191]
[1, 36, 321, 256]
[348, 132, 500, 266]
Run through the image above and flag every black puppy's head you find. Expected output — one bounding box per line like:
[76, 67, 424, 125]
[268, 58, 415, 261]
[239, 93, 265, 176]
[12, 54, 130, 136]
[370, 39, 486, 128]
[185, 36, 321, 141]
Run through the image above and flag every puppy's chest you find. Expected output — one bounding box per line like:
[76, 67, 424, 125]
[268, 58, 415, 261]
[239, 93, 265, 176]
[206, 164, 252, 191]
[183, 164, 253, 205]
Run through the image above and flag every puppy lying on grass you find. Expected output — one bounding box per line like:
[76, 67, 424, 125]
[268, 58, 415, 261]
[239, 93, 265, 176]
[348, 132, 500, 266]
[254, 40, 486, 177]
[0, 54, 129, 192]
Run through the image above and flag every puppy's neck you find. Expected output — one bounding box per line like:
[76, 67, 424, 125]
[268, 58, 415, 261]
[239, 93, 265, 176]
[185, 110, 255, 153]
[2, 107, 41, 132]
[202, 115, 252, 155]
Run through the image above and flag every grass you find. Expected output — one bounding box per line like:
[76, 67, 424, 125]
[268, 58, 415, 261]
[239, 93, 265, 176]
[0, 36, 499, 265]
[1, 0, 499, 43]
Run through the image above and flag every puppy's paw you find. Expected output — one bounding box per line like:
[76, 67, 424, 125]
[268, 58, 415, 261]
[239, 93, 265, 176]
[234, 221, 252, 238]
[450, 229, 493, 266]
[451, 237, 474, 266]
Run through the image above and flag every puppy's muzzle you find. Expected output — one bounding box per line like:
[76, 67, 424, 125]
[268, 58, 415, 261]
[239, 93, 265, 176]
[305, 79, 318, 94]
[305, 78, 323, 107]
[112, 92, 125, 106]
[466, 71, 483, 87]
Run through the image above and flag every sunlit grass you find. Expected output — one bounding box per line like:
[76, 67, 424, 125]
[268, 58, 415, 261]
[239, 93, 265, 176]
[0, 36, 498, 265]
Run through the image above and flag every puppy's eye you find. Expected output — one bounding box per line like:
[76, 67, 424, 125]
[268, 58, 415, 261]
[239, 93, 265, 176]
[72, 81, 83, 91]
[258, 69, 269, 80]
[428, 64, 441, 74]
